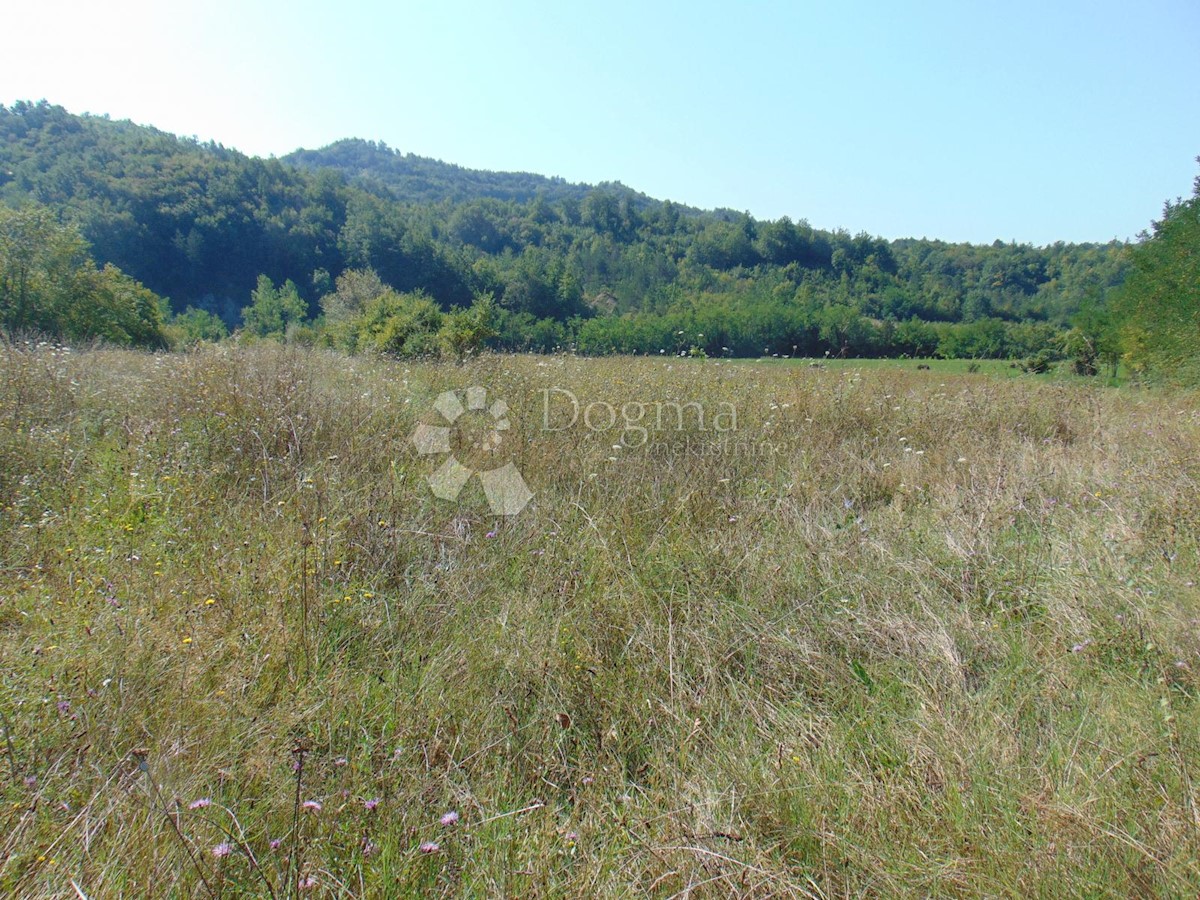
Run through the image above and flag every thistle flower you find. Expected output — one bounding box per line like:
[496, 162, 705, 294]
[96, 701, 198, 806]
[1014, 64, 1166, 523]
[364, 798, 381, 811]
[188, 798, 212, 810]
[439, 810, 459, 826]
[212, 842, 232, 858]
[419, 841, 440, 854]
[302, 800, 322, 812]
[269, 838, 282, 850]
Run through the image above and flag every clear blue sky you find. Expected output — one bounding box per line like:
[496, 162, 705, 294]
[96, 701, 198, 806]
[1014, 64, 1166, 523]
[4, 0, 1198, 244]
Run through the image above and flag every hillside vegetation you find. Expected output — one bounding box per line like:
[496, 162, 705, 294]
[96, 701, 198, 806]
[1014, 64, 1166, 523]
[1, 101, 1137, 363]
[1, 344, 1198, 896]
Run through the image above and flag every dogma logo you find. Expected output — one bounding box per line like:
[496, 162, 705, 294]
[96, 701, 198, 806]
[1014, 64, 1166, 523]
[410, 386, 533, 515]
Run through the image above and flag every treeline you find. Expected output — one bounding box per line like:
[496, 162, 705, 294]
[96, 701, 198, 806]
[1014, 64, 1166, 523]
[1110, 166, 1200, 385]
[2, 100, 1182, 373]
[0, 205, 165, 347]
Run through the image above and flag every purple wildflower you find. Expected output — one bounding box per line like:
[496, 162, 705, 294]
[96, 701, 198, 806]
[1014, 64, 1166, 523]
[440, 810, 459, 826]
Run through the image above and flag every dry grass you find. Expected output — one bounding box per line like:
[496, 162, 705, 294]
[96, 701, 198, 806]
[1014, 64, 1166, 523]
[1, 343, 1198, 897]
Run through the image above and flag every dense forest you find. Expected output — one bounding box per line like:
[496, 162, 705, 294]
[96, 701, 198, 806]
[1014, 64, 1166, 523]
[2, 100, 1192, 375]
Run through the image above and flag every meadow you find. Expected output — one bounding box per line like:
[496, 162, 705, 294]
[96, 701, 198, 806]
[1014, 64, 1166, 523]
[0, 343, 1198, 897]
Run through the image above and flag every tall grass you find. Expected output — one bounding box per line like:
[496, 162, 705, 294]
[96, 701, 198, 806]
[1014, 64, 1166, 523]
[0, 342, 1197, 897]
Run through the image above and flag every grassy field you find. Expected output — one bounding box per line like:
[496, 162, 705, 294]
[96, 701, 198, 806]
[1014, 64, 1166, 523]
[747, 356, 1125, 384]
[1, 343, 1198, 897]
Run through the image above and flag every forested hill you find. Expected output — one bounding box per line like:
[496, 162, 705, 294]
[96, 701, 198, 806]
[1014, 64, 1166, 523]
[284, 138, 660, 209]
[1, 100, 1132, 359]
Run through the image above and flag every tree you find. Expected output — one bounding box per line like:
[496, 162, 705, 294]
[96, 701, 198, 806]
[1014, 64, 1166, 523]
[343, 290, 443, 356]
[1111, 168, 1200, 383]
[1060, 299, 1118, 377]
[168, 306, 229, 345]
[0, 204, 166, 346]
[439, 293, 498, 361]
[319, 267, 388, 322]
[241, 275, 307, 338]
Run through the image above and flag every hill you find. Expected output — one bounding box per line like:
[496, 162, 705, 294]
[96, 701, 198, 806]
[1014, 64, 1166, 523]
[284, 138, 661, 210]
[1, 101, 1131, 359]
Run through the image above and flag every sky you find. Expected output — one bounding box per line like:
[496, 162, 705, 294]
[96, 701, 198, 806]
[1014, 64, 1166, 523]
[4, 0, 1199, 245]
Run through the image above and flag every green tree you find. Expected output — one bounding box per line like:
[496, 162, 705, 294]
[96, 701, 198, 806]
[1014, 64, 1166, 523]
[241, 275, 307, 338]
[1111, 170, 1200, 383]
[347, 290, 443, 356]
[439, 293, 498, 361]
[0, 204, 166, 346]
[168, 306, 229, 346]
[1060, 299, 1118, 376]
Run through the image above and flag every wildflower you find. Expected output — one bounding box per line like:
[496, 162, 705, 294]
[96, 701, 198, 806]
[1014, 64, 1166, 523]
[56, 700, 70, 716]
[486, 530, 497, 539]
[364, 797, 381, 811]
[24, 775, 36, 788]
[302, 800, 322, 812]
[419, 841, 440, 854]
[362, 838, 379, 857]
[188, 798, 212, 810]
[564, 831, 579, 843]
[298, 874, 318, 890]
[335, 756, 348, 767]
[440, 810, 459, 826]
[212, 842, 232, 858]
[581, 776, 594, 786]
[269, 838, 282, 850]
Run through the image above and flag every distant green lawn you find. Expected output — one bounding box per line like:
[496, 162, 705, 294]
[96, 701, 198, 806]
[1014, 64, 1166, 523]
[735, 355, 1127, 384]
